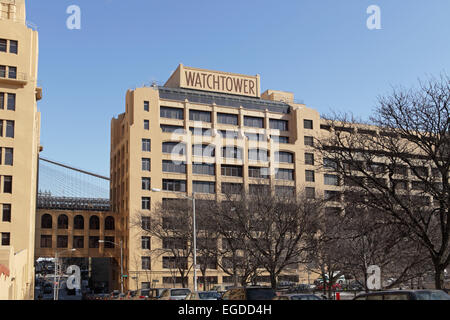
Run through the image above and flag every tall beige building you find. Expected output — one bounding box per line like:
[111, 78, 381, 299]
[0, 0, 41, 300]
[111, 64, 324, 291]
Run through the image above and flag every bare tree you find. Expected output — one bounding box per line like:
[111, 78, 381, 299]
[316, 74, 450, 289]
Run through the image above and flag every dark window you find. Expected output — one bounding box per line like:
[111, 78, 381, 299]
[218, 130, 239, 139]
[2, 204, 11, 222]
[275, 168, 294, 181]
[193, 181, 215, 194]
[142, 158, 151, 171]
[41, 214, 52, 229]
[248, 166, 269, 179]
[0, 93, 3, 109]
[162, 257, 188, 269]
[9, 41, 18, 54]
[271, 135, 289, 144]
[141, 216, 151, 230]
[221, 165, 243, 177]
[3, 176, 12, 193]
[142, 256, 151, 270]
[163, 237, 187, 250]
[304, 119, 313, 129]
[74, 215, 84, 229]
[89, 236, 100, 248]
[275, 151, 294, 163]
[305, 153, 314, 165]
[144, 120, 149, 130]
[323, 158, 337, 170]
[161, 125, 184, 133]
[104, 236, 115, 248]
[324, 174, 339, 186]
[217, 113, 238, 125]
[222, 146, 242, 159]
[7, 93, 15, 110]
[162, 160, 186, 173]
[57, 215, 68, 229]
[4, 148, 13, 165]
[248, 149, 268, 162]
[270, 119, 288, 131]
[142, 237, 151, 250]
[105, 216, 115, 230]
[57, 235, 68, 248]
[8, 66, 16, 79]
[275, 186, 295, 196]
[0, 120, 3, 136]
[0, 39, 6, 52]
[40, 235, 52, 248]
[142, 139, 151, 151]
[244, 116, 264, 128]
[305, 187, 315, 199]
[142, 177, 151, 190]
[162, 179, 186, 192]
[189, 127, 212, 136]
[305, 170, 315, 182]
[192, 144, 215, 157]
[0, 66, 5, 78]
[5, 121, 14, 138]
[73, 236, 84, 249]
[144, 101, 149, 111]
[142, 197, 151, 210]
[160, 106, 184, 120]
[325, 190, 341, 201]
[249, 184, 271, 195]
[89, 216, 100, 230]
[304, 136, 314, 146]
[189, 110, 211, 122]
[162, 142, 186, 155]
[193, 163, 215, 175]
[221, 183, 243, 194]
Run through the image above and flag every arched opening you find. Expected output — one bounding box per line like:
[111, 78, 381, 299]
[74, 215, 84, 230]
[57, 214, 68, 229]
[41, 214, 52, 229]
[89, 215, 100, 230]
[105, 216, 115, 230]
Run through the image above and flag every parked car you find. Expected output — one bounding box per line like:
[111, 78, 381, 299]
[159, 288, 192, 300]
[185, 291, 222, 300]
[221, 287, 276, 300]
[135, 288, 166, 300]
[110, 290, 120, 300]
[126, 290, 137, 299]
[273, 293, 324, 300]
[354, 290, 450, 300]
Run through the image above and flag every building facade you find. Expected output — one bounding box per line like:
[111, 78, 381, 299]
[0, 0, 41, 299]
[111, 64, 326, 291]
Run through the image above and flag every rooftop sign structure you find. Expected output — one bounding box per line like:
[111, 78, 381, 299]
[164, 64, 261, 98]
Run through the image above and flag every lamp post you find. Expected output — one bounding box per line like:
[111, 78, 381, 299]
[99, 239, 123, 294]
[53, 248, 76, 300]
[152, 188, 198, 292]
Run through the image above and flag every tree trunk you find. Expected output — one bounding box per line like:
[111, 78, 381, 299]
[434, 265, 445, 290]
[270, 273, 277, 289]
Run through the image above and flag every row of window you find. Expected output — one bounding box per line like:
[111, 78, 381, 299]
[0, 120, 14, 138]
[0, 39, 18, 54]
[0, 175, 12, 193]
[39, 235, 115, 249]
[1, 204, 11, 222]
[0, 66, 17, 79]
[0, 92, 15, 110]
[0, 147, 13, 165]
[40, 214, 115, 230]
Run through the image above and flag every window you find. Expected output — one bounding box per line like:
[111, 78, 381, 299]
[192, 163, 215, 176]
[160, 106, 184, 120]
[218, 130, 239, 139]
[189, 110, 211, 122]
[0, 120, 3, 136]
[8, 66, 16, 79]
[305, 187, 315, 199]
[0, 66, 5, 78]
[142, 257, 151, 270]
[162, 160, 186, 173]
[89, 216, 100, 230]
[190, 127, 212, 136]
[305, 170, 315, 182]
[324, 174, 339, 186]
[0, 39, 6, 52]
[163, 237, 187, 250]
[305, 153, 314, 165]
[7, 93, 15, 110]
[89, 236, 100, 248]
[9, 41, 18, 54]
[163, 257, 188, 269]
[275, 151, 294, 163]
[304, 136, 314, 146]
[323, 158, 337, 170]
[222, 146, 242, 159]
[142, 177, 151, 190]
[40, 235, 52, 248]
[142, 139, 151, 151]
[74, 215, 84, 229]
[5, 121, 14, 138]
[162, 142, 186, 155]
[4, 148, 12, 165]
[105, 216, 115, 230]
[57, 235, 68, 248]
[142, 158, 151, 171]
[192, 144, 215, 158]
[2, 204, 11, 222]
[249, 184, 271, 195]
[325, 190, 341, 201]
[244, 116, 264, 128]
[141, 216, 151, 230]
[142, 237, 151, 250]
[221, 183, 243, 194]
[161, 125, 184, 133]
[142, 197, 151, 210]
[270, 119, 288, 131]
[193, 181, 215, 194]
[144, 120, 149, 130]
[3, 175, 12, 193]
[0, 93, 3, 109]
[162, 179, 186, 192]
[248, 166, 269, 179]
[271, 135, 289, 144]
[304, 119, 313, 129]
[217, 113, 238, 125]
[144, 101, 149, 111]
[275, 168, 294, 181]
[104, 236, 115, 248]
[57, 215, 68, 229]
[221, 165, 243, 177]
[275, 186, 295, 196]
[248, 149, 268, 161]
[41, 214, 52, 228]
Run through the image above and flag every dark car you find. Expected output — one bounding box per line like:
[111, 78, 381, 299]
[273, 293, 323, 300]
[354, 290, 450, 300]
[222, 287, 276, 300]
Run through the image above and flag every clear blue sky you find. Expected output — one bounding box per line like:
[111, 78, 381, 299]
[27, 0, 450, 176]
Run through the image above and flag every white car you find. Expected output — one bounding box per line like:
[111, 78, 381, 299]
[159, 288, 191, 300]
